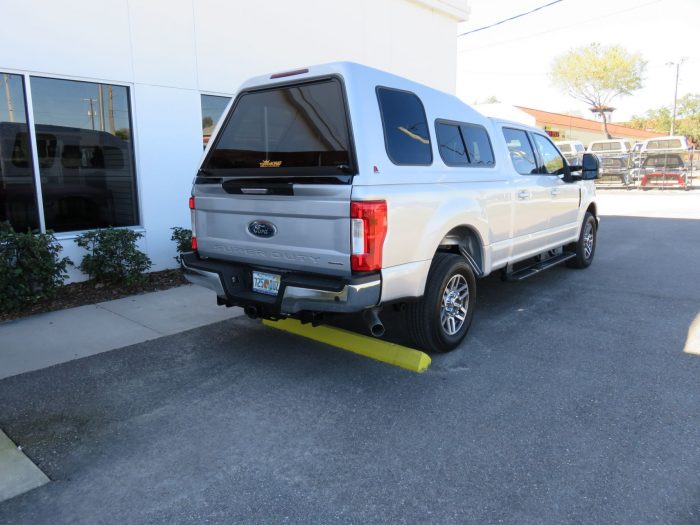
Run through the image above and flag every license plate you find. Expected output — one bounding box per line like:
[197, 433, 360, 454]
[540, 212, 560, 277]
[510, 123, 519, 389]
[252, 271, 281, 296]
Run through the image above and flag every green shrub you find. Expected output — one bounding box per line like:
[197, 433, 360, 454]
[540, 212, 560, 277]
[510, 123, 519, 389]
[75, 227, 151, 286]
[170, 227, 192, 263]
[0, 222, 72, 313]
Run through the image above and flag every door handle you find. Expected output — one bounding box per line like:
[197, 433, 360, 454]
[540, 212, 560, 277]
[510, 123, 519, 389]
[551, 188, 560, 196]
[518, 190, 530, 200]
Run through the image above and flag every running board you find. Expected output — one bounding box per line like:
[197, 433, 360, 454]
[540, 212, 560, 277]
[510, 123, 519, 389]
[502, 252, 576, 281]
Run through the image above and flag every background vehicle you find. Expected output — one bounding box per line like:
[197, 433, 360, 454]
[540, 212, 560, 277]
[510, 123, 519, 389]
[182, 62, 600, 353]
[555, 140, 585, 167]
[637, 136, 693, 190]
[587, 139, 633, 187]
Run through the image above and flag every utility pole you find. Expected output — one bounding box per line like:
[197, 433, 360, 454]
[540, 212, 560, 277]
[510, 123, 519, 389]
[3, 74, 15, 123]
[667, 58, 686, 136]
[83, 97, 96, 130]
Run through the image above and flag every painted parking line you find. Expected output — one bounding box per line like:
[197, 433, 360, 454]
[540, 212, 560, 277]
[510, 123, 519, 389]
[262, 319, 431, 373]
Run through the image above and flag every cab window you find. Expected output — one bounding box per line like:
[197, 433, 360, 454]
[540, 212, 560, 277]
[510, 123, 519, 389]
[532, 133, 566, 175]
[503, 128, 537, 175]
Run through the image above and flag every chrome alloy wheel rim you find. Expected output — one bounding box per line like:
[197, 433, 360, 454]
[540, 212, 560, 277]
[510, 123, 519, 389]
[440, 274, 469, 336]
[583, 221, 594, 260]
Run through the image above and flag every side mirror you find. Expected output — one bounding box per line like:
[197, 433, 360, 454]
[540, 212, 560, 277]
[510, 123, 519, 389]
[581, 153, 599, 180]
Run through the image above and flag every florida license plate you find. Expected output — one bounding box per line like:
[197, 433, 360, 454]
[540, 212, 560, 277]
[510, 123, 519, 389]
[252, 271, 281, 296]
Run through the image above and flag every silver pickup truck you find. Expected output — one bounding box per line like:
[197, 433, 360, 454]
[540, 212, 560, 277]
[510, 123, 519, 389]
[182, 62, 600, 353]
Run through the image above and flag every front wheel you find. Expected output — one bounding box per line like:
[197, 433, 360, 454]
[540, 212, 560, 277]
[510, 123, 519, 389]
[566, 212, 597, 269]
[406, 253, 477, 353]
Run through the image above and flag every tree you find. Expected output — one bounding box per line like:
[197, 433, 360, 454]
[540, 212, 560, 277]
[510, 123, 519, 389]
[551, 43, 646, 138]
[676, 94, 700, 144]
[629, 107, 672, 134]
[628, 94, 700, 144]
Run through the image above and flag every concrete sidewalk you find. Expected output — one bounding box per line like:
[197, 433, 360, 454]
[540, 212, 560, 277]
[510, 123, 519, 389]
[0, 285, 242, 380]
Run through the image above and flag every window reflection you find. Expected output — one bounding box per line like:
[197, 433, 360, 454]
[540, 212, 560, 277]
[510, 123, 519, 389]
[0, 73, 40, 231]
[30, 77, 138, 232]
[201, 94, 230, 149]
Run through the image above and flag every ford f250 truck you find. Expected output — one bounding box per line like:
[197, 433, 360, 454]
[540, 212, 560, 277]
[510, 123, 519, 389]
[182, 62, 600, 353]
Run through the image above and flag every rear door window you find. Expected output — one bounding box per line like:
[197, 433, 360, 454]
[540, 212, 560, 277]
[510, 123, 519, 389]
[377, 87, 432, 165]
[203, 78, 353, 175]
[503, 128, 537, 175]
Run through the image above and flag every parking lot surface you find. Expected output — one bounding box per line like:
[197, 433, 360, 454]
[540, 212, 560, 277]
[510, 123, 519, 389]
[1, 195, 700, 523]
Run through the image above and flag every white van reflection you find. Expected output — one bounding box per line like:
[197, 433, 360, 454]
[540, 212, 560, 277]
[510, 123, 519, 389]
[0, 122, 137, 232]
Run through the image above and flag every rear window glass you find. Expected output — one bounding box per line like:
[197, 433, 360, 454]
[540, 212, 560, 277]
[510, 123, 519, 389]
[377, 88, 432, 165]
[203, 78, 352, 174]
[556, 143, 572, 153]
[591, 142, 622, 152]
[646, 139, 683, 150]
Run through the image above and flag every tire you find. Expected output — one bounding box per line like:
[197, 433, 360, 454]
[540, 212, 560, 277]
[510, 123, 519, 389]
[406, 253, 477, 353]
[566, 212, 597, 269]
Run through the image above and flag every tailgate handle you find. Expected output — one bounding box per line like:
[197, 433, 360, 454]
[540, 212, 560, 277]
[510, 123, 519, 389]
[222, 181, 294, 196]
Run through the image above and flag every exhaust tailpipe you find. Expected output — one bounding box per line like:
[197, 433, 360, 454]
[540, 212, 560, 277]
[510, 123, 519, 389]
[363, 308, 385, 338]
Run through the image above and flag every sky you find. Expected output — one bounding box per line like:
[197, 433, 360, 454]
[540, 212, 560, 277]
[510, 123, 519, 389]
[456, 0, 700, 122]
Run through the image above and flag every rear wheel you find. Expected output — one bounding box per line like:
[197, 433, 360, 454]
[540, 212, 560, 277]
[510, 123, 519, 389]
[407, 253, 476, 353]
[566, 212, 597, 269]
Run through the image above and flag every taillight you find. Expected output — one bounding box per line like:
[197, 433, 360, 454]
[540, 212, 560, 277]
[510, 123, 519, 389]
[350, 200, 387, 272]
[189, 196, 197, 251]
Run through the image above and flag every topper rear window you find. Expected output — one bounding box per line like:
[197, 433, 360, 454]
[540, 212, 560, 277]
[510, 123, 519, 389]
[202, 78, 354, 176]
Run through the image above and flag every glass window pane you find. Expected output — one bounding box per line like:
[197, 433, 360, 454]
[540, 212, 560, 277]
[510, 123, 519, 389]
[532, 133, 565, 174]
[436, 123, 467, 166]
[377, 88, 431, 165]
[0, 73, 40, 231]
[30, 77, 138, 233]
[460, 125, 495, 166]
[503, 128, 537, 175]
[201, 94, 230, 149]
[204, 79, 352, 174]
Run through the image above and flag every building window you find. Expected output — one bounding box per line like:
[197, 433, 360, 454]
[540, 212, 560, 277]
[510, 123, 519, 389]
[201, 95, 230, 149]
[377, 87, 432, 165]
[29, 77, 138, 233]
[0, 73, 40, 231]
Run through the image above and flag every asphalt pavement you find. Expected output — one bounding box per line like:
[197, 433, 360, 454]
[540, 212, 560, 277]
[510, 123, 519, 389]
[1, 193, 700, 523]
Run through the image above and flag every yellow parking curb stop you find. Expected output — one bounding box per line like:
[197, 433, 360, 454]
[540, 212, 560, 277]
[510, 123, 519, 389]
[262, 318, 431, 373]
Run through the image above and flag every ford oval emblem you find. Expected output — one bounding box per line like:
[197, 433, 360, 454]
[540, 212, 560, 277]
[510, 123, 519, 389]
[248, 220, 277, 238]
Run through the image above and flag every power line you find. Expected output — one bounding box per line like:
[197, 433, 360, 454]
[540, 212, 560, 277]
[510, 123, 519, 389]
[458, 0, 565, 37]
[459, 0, 661, 53]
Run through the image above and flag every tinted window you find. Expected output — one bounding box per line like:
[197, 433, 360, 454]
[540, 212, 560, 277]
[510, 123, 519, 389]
[201, 94, 230, 149]
[436, 123, 467, 166]
[532, 133, 566, 174]
[205, 79, 352, 174]
[575, 143, 585, 152]
[0, 73, 40, 231]
[647, 139, 683, 150]
[503, 128, 537, 175]
[30, 77, 138, 232]
[377, 88, 431, 165]
[460, 125, 494, 166]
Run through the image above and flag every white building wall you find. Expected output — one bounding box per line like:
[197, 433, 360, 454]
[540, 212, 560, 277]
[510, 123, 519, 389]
[0, 0, 467, 280]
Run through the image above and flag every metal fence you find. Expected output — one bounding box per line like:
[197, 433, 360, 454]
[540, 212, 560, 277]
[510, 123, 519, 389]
[594, 148, 697, 190]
